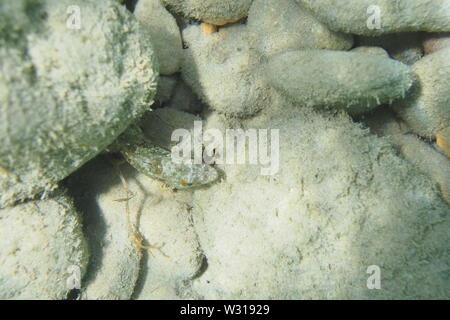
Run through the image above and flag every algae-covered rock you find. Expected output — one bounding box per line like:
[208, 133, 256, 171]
[393, 47, 450, 138]
[1, 0, 448, 302]
[0, 192, 88, 300]
[182, 24, 272, 117]
[247, 0, 353, 57]
[0, 0, 158, 208]
[135, 0, 182, 75]
[297, 0, 450, 35]
[163, 0, 253, 25]
[264, 50, 414, 115]
[190, 107, 449, 299]
[181, 0, 354, 117]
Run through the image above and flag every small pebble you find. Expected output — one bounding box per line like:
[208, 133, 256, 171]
[351, 46, 390, 57]
[182, 24, 271, 117]
[423, 32, 450, 54]
[436, 127, 450, 158]
[201, 23, 218, 35]
[393, 47, 450, 138]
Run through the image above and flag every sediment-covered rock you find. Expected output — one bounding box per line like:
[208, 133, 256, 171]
[0, 192, 88, 300]
[247, 0, 353, 57]
[0, 0, 158, 208]
[297, 0, 450, 35]
[264, 50, 414, 115]
[393, 47, 450, 138]
[135, 0, 182, 75]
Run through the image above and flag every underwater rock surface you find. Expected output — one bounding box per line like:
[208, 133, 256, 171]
[0, 0, 448, 300]
[135, 0, 182, 75]
[163, 0, 253, 25]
